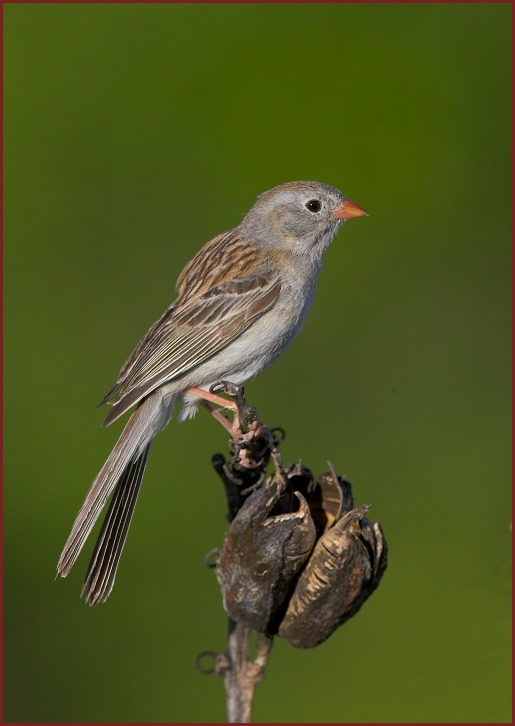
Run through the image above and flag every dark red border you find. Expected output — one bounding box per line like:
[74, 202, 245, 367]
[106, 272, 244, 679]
[1, 2, 513, 726]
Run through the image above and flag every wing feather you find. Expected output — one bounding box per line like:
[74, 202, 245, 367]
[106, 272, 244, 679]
[101, 238, 281, 425]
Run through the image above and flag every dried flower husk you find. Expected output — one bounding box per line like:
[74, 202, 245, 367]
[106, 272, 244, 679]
[216, 463, 387, 646]
[306, 470, 354, 536]
[216, 471, 317, 631]
[278, 504, 387, 648]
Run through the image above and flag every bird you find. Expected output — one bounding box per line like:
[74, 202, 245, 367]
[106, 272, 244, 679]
[57, 180, 367, 605]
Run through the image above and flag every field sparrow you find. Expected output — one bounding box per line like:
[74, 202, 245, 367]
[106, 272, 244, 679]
[57, 180, 367, 604]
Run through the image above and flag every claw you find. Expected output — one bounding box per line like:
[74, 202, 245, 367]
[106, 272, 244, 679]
[209, 381, 241, 398]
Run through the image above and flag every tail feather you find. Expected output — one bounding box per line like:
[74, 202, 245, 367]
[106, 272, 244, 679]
[57, 389, 177, 592]
[82, 444, 150, 605]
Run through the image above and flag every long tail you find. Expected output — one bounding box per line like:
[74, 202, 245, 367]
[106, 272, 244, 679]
[82, 444, 150, 604]
[57, 389, 177, 603]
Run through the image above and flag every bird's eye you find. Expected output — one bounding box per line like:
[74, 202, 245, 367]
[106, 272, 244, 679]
[305, 199, 322, 213]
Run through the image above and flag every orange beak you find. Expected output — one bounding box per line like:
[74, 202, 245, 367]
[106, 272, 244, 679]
[332, 199, 368, 220]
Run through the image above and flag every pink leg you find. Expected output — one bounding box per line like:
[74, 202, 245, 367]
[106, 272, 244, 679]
[189, 385, 242, 436]
[200, 401, 234, 434]
[187, 386, 238, 412]
[195, 389, 275, 469]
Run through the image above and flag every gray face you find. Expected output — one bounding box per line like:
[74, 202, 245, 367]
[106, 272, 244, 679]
[240, 181, 346, 250]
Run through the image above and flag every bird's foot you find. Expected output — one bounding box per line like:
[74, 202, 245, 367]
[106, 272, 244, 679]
[188, 385, 239, 414]
[190, 382, 282, 470]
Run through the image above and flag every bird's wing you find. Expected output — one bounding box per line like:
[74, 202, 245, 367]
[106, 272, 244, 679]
[101, 233, 281, 425]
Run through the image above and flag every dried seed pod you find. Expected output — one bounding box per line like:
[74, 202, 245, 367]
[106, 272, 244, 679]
[216, 472, 317, 632]
[267, 462, 315, 519]
[307, 471, 354, 536]
[278, 505, 387, 648]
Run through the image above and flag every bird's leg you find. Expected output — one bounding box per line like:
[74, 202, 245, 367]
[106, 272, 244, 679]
[187, 386, 241, 437]
[187, 386, 239, 413]
[189, 383, 272, 463]
[200, 401, 235, 434]
[209, 382, 270, 450]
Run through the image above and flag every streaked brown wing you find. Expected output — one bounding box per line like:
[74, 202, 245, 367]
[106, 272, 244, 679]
[101, 243, 281, 425]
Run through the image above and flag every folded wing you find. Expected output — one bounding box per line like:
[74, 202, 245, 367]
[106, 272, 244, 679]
[101, 236, 281, 425]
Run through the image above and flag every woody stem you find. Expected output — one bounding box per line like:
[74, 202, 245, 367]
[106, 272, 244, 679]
[222, 619, 273, 723]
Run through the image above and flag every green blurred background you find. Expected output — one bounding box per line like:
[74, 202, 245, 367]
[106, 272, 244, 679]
[4, 3, 511, 723]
